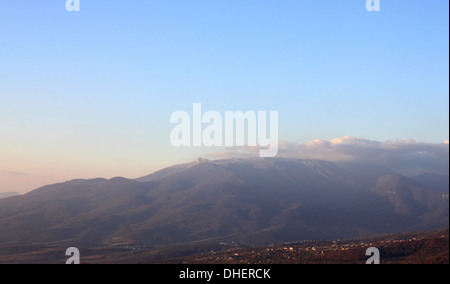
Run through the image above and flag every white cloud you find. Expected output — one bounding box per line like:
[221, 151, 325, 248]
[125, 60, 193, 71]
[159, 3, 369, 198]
[207, 137, 449, 176]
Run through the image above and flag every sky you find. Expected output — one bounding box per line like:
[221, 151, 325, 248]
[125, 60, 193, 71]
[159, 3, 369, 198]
[0, 0, 449, 193]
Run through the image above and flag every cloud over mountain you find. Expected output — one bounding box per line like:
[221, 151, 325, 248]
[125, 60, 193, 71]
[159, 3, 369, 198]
[208, 136, 449, 176]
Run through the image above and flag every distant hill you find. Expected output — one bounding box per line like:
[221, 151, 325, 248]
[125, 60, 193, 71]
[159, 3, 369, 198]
[0, 192, 20, 199]
[0, 158, 448, 250]
[411, 173, 449, 194]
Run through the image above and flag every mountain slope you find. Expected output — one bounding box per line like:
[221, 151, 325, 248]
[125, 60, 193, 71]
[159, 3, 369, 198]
[0, 158, 447, 248]
[410, 173, 449, 194]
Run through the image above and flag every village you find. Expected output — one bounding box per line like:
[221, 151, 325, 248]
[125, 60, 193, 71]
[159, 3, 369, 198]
[161, 229, 449, 264]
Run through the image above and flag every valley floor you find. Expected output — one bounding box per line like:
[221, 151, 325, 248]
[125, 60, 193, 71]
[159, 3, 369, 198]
[0, 228, 447, 264]
[159, 228, 449, 264]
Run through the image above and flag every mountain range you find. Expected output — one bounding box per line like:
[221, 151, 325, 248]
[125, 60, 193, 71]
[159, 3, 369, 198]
[0, 158, 448, 249]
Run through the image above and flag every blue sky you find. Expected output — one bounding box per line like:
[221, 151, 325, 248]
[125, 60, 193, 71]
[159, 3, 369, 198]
[0, 0, 448, 190]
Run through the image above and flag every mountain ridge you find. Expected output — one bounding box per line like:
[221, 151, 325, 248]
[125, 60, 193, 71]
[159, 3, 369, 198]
[0, 158, 447, 248]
